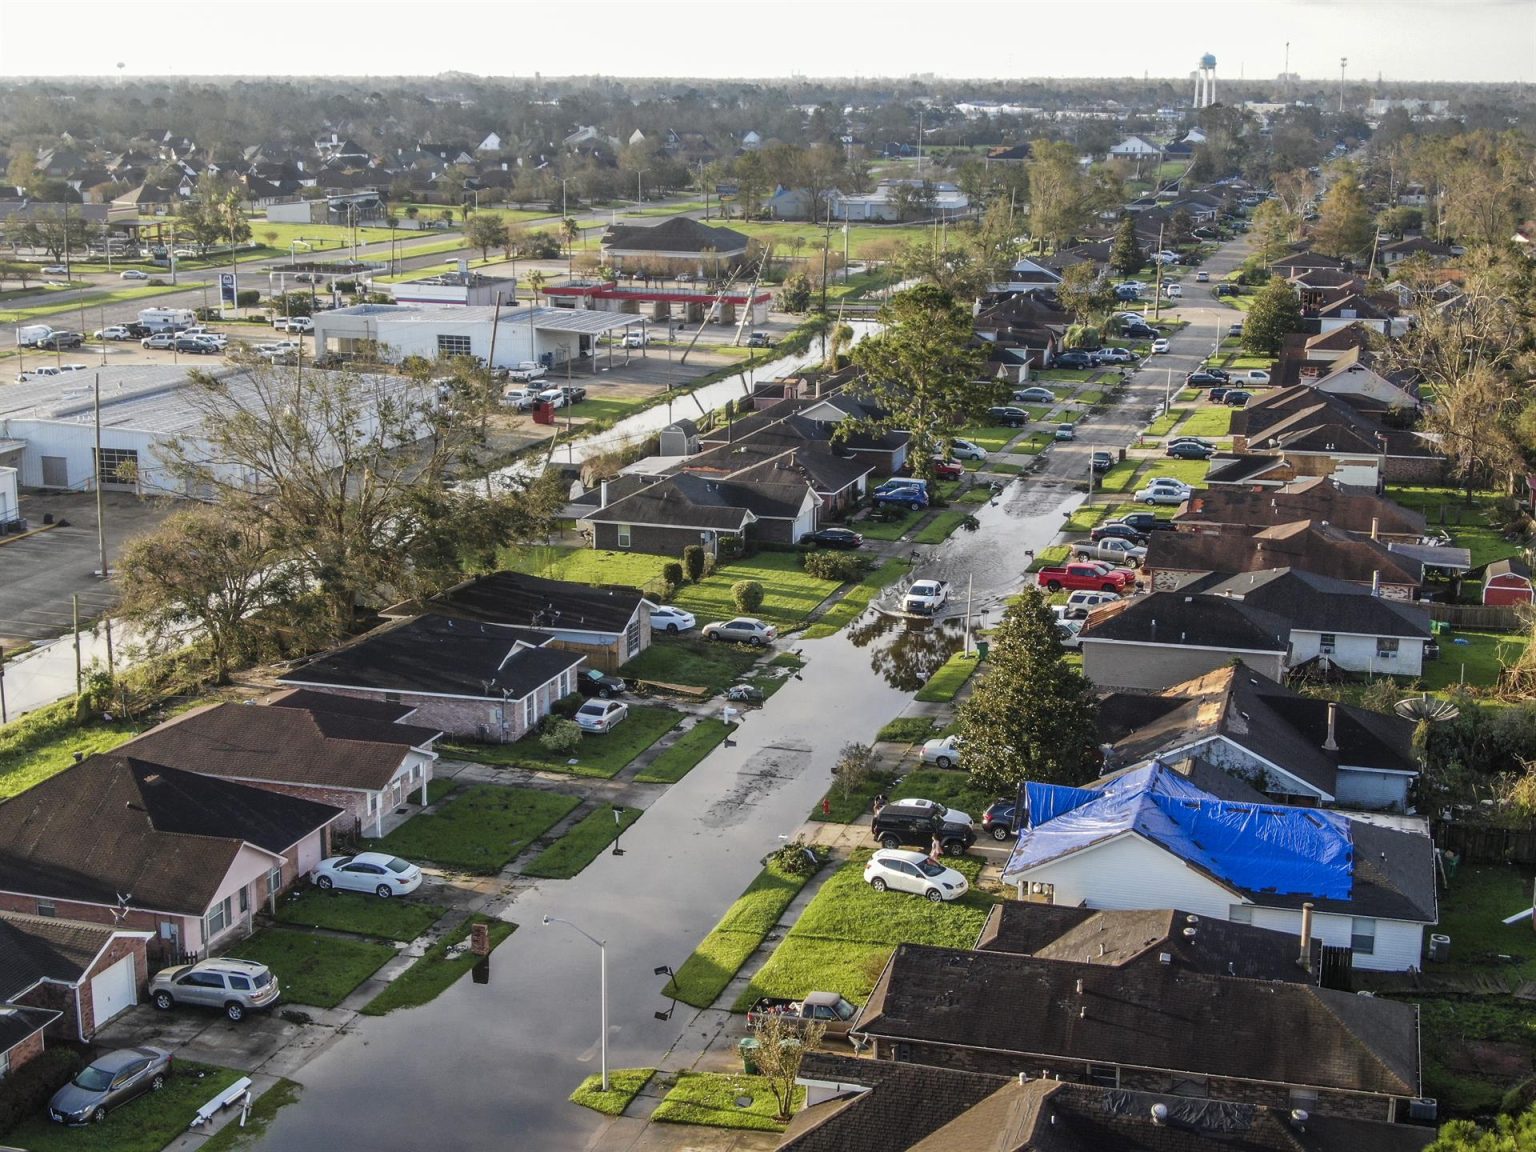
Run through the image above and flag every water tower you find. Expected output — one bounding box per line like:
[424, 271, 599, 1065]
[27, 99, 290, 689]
[1194, 53, 1218, 109]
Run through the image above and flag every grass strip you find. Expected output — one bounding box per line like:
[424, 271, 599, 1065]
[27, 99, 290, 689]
[361, 916, 516, 1015]
[444, 707, 679, 779]
[636, 719, 731, 783]
[378, 784, 580, 872]
[914, 650, 981, 703]
[570, 1068, 656, 1116]
[652, 1071, 800, 1132]
[196, 1079, 303, 1152]
[235, 929, 394, 1009]
[1026, 544, 1071, 573]
[803, 559, 904, 639]
[810, 769, 897, 824]
[275, 889, 445, 942]
[912, 509, 973, 545]
[522, 806, 643, 878]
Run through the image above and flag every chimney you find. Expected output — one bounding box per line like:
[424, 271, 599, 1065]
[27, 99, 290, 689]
[1299, 902, 1314, 971]
[1371, 517, 1380, 541]
[599, 480, 609, 509]
[1323, 702, 1339, 751]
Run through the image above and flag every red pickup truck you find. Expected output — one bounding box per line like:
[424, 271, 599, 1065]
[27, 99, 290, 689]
[1037, 563, 1136, 594]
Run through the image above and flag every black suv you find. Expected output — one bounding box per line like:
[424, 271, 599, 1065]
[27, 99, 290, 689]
[872, 804, 975, 856]
[1117, 511, 1176, 534]
[982, 800, 1018, 842]
[1055, 350, 1098, 370]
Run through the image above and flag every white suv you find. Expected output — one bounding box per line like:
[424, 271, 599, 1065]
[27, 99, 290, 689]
[149, 958, 281, 1022]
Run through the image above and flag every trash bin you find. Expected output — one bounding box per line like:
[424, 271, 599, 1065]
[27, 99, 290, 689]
[1428, 933, 1451, 962]
[976, 641, 990, 662]
[739, 1038, 759, 1075]
[531, 400, 555, 426]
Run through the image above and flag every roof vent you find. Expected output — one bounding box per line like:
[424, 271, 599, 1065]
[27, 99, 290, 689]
[1159, 951, 1172, 964]
[1183, 927, 1198, 939]
[1075, 978, 1085, 995]
[1151, 1103, 1169, 1125]
[1186, 915, 1199, 924]
[1078, 1005, 1087, 1020]
[1290, 1109, 1309, 1131]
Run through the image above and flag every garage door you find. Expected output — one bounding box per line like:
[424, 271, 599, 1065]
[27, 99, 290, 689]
[90, 956, 137, 1030]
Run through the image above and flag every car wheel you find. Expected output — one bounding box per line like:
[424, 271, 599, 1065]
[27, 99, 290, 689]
[1046, 580, 1062, 592]
[225, 1001, 246, 1023]
[936, 756, 953, 769]
[1143, 498, 1157, 505]
[870, 877, 887, 892]
[706, 631, 719, 642]
[666, 624, 678, 634]
[316, 875, 333, 890]
[750, 637, 764, 647]
[598, 687, 611, 698]
[881, 834, 902, 849]
[943, 840, 965, 857]
[92, 1107, 108, 1124]
[1102, 584, 1118, 593]
[153, 991, 173, 1011]
[925, 888, 943, 903]
[991, 825, 1010, 842]
[151, 1073, 166, 1091]
[376, 884, 393, 898]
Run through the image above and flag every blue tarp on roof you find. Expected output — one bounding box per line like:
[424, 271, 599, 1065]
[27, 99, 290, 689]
[1009, 762, 1354, 899]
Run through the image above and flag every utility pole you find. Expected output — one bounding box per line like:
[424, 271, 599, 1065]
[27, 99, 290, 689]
[1152, 224, 1165, 322]
[963, 575, 974, 657]
[94, 375, 108, 582]
[1339, 58, 1348, 114]
[72, 595, 82, 699]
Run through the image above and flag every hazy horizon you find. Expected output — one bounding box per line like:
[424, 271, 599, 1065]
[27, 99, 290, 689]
[1, 0, 1530, 86]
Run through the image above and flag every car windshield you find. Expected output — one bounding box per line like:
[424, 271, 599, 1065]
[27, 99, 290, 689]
[73, 1065, 116, 1091]
[385, 857, 412, 873]
[251, 969, 273, 989]
[915, 859, 947, 878]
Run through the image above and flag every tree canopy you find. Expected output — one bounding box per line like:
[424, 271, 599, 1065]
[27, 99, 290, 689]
[1242, 279, 1304, 356]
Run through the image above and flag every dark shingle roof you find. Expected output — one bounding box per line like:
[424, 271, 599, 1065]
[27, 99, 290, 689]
[280, 615, 581, 701]
[602, 215, 749, 255]
[433, 571, 646, 635]
[120, 702, 440, 793]
[0, 757, 341, 916]
[1206, 568, 1432, 640]
[0, 914, 129, 999]
[584, 472, 811, 527]
[855, 943, 1420, 1098]
[1176, 478, 1426, 538]
[1079, 592, 1290, 654]
[264, 687, 416, 723]
[0, 1005, 60, 1054]
[1146, 521, 1422, 588]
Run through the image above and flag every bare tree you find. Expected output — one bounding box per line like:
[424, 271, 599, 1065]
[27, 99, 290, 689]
[751, 1012, 825, 1122]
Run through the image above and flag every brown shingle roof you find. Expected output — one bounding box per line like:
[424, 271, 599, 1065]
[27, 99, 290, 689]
[1145, 520, 1422, 589]
[1175, 478, 1426, 538]
[0, 913, 134, 999]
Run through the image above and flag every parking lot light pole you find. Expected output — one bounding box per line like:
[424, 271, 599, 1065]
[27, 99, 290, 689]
[543, 915, 608, 1091]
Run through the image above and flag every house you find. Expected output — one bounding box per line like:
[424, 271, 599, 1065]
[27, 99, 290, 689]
[413, 571, 654, 672]
[1175, 476, 1426, 540]
[852, 940, 1423, 1115]
[1270, 251, 1348, 278]
[0, 914, 153, 1041]
[116, 700, 442, 839]
[277, 614, 586, 743]
[1078, 591, 1290, 687]
[0, 757, 342, 963]
[0, 1003, 61, 1079]
[1096, 663, 1421, 810]
[1001, 759, 1437, 967]
[695, 394, 910, 477]
[1108, 136, 1161, 159]
[999, 257, 1063, 294]
[784, 1053, 1435, 1152]
[680, 436, 876, 518]
[1232, 386, 1441, 485]
[582, 471, 819, 555]
[600, 216, 752, 278]
[1379, 236, 1455, 268]
[1483, 557, 1534, 607]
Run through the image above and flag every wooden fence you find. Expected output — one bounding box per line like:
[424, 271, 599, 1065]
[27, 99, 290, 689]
[1436, 821, 1536, 866]
[1423, 603, 1522, 630]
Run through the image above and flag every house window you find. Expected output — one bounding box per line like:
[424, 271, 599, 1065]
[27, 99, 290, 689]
[238, 886, 250, 914]
[1289, 1088, 1319, 1112]
[1228, 904, 1253, 924]
[267, 865, 283, 899]
[436, 334, 472, 357]
[1086, 1064, 1120, 1088]
[204, 896, 232, 941]
[95, 447, 140, 485]
[525, 695, 536, 730]
[1318, 633, 1336, 655]
[626, 618, 642, 657]
[35, 901, 55, 918]
[1376, 637, 1399, 660]
[616, 524, 632, 548]
[1351, 917, 1377, 955]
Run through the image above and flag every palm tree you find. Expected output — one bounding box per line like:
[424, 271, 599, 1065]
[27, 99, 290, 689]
[823, 322, 854, 370]
[527, 269, 546, 305]
[561, 216, 581, 254]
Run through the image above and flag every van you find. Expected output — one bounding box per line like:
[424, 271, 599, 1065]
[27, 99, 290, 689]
[1163, 283, 1182, 298]
[138, 307, 196, 331]
[16, 325, 53, 347]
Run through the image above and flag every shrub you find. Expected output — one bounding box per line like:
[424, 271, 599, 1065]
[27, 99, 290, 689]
[548, 692, 584, 720]
[803, 550, 869, 582]
[682, 545, 706, 584]
[833, 741, 876, 799]
[765, 838, 822, 877]
[662, 561, 684, 587]
[702, 551, 718, 577]
[0, 1046, 82, 1134]
[732, 580, 764, 613]
[236, 289, 261, 307]
[539, 718, 584, 755]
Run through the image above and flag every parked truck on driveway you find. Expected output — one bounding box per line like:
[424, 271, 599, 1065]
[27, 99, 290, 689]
[1073, 537, 1147, 567]
[1037, 563, 1136, 594]
[745, 991, 858, 1040]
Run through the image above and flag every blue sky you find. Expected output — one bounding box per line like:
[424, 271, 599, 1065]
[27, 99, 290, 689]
[1, 0, 1528, 83]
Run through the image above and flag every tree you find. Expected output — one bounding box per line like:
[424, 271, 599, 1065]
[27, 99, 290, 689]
[1108, 215, 1144, 276]
[1055, 264, 1115, 325]
[682, 544, 706, 584]
[1025, 140, 1087, 252]
[177, 176, 250, 253]
[847, 285, 1000, 482]
[889, 180, 936, 223]
[1427, 1102, 1536, 1151]
[732, 580, 764, 612]
[1250, 199, 1297, 263]
[832, 742, 875, 800]
[6, 147, 38, 196]
[1242, 280, 1303, 356]
[15, 208, 89, 261]
[732, 149, 770, 219]
[751, 1011, 825, 1122]
[560, 216, 582, 256]
[465, 213, 508, 260]
[1312, 168, 1373, 259]
[957, 591, 1099, 794]
[116, 506, 300, 683]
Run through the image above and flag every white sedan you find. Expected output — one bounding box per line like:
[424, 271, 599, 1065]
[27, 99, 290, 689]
[921, 735, 962, 769]
[1135, 483, 1192, 506]
[119, 269, 150, 280]
[893, 797, 973, 826]
[312, 852, 423, 898]
[949, 438, 987, 461]
[863, 849, 969, 903]
[1151, 339, 1171, 354]
[575, 699, 628, 732]
[650, 605, 696, 634]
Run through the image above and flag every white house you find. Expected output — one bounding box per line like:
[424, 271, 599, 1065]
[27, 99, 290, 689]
[1109, 136, 1161, 159]
[1002, 763, 1437, 971]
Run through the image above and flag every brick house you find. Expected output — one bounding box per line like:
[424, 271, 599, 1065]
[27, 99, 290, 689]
[0, 913, 153, 1041]
[600, 216, 752, 278]
[116, 699, 442, 840]
[0, 1005, 60, 1079]
[1232, 386, 1443, 485]
[1173, 476, 1426, 541]
[851, 941, 1423, 1121]
[278, 613, 586, 743]
[0, 758, 341, 965]
[582, 472, 819, 557]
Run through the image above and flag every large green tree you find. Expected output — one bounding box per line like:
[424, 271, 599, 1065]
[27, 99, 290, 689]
[847, 285, 999, 481]
[1109, 215, 1144, 277]
[465, 213, 508, 260]
[1427, 1102, 1536, 1151]
[1025, 140, 1087, 253]
[1242, 280, 1304, 356]
[1312, 168, 1373, 258]
[957, 591, 1100, 794]
[1250, 199, 1298, 263]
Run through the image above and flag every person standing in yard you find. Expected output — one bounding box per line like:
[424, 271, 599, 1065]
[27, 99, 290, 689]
[929, 834, 941, 862]
[872, 793, 887, 816]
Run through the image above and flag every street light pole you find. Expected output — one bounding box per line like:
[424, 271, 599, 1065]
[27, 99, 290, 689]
[542, 915, 608, 1092]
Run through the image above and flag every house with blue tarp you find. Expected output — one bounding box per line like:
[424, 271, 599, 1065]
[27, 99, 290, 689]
[1001, 762, 1437, 971]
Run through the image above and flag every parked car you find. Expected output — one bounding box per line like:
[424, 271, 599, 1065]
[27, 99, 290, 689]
[1096, 347, 1135, 364]
[119, 269, 150, 280]
[1135, 483, 1192, 506]
[1012, 386, 1055, 404]
[1224, 390, 1253, 408]
[702, 617, 776, 646]
[871, 806, 972, 856]
[48, 1046, 174, 1126]
[1241, 370, 1271, 384]
[1152, 250, 1180, 264]
[619, 332, 651, 348]
[1195, 271, 1210, 282]
[558, 385, 587, 404]
[40, 264, 68, 275]
[140, 332, 178, 349]
[174, 334, 214, 354]
[987, 405, 1029, 427]
[1163, 282, 1183, 298]
[1064, 589, 1121, 619]
[920, 735, 962, 768]
[149, 958, 280, 1022]
[745, 991, 858, 1040]
[1227, 322, 1244, 336]
[929, 457, 965, 480]
[507, 361, 547, 382]
[1167, 436, 1216, 452]
[312, 852, 423, 898]
[575, 699, 628, 733]
[1055, 350, 1098, 370]
[1076, 537, 1147, 566]
[873, 484, 928, 510]
[1090, 522, 1147, 546]
[1114, 284, 1142, 301]
[1055, 423, 1075, 441]
[1116, 511, 1177, 534]
[649, 605, 696, 633]
[284, 316, 314, 333]
[1167, 440, 1216, 460]
[39, 330, 83, 349]
[1150, 338, 1170, 354]
[862, 849, 970, 902]
[1215, 284, 1241, 297]
[746, 332, 773, 348]
[804, 527, 864, 550]
[1208, 386, 1230, 402]
[577, 668, 627, 698]
[537, 388, 569, 409]
[1056, 618, 1085, 648]
[502, 387, 539, 410]
[1090, 450, 1114, 474]
[1186, 370, 1227, 386]
[893, 796, 974, 825]
[949, 438, 986, 461]
[94, 325, 133, 341]
[1123, 324, 1160, 339]
[981, 801, 1018, 841]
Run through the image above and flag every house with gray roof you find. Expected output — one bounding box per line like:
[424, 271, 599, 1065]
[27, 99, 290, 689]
[581, 471, 819, 556]
[601, 216, 752, 277]
[1175, 476, 1425, 540]
[0, 913, 153, 1041]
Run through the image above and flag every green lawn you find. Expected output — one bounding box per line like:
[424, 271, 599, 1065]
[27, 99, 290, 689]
[0, 282, 190, 325]
[636, 719, 732, 784]
[915, 650, 980, 703]
[733, 851, 994, 1009]
[1146, 407, 1188, 437]
[622, 638, 759, 693]
[804, 559, 904, 639]
[1386, 486, 1522, 574]
[1026, 544, 1072, 573]
[377, 784, 580, 872]
[857, 509, 924, 541]
[1421, 631, 1529, 692]
[652, 1071, 800, 1132]
[484, 706, 679, 778]
[361, 916, 516, 1015]
[1134, 458, 1210, 489]
[730, 220, 930, 261]
[570, 1068, 657, 1116]
[1063, 503, 1115, 533]
[669, 858, 819, 1008]
[959, 423, 1025, 453]
[876, 717, 942, 744]
[0, 703, 147, 801]
[275, 889, 445, 942]
[196, 1078, 301, 1152]
[810, 769, 897, 824]
[522, 806, 643, 878]
[1096, 460, 1141, 493]
[912, 509, 974, 545]
[7, 1063, 244, 1152]
[235, 929, 394, 1009]
[896, 769, 1001, 817]
[1177, 406, 1233, 438]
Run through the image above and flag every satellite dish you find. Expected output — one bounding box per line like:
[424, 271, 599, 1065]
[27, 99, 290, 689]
[1394, 694, 1459, 722]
